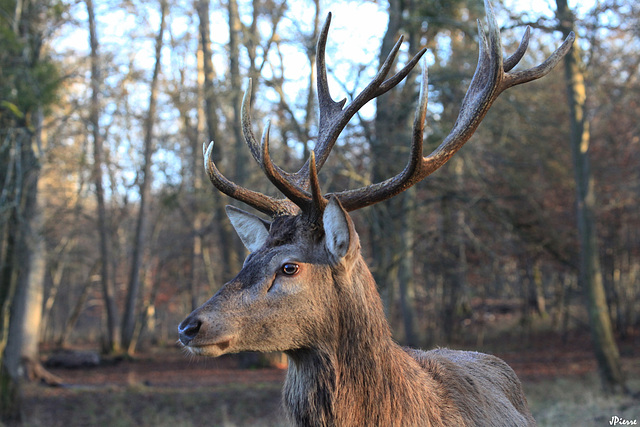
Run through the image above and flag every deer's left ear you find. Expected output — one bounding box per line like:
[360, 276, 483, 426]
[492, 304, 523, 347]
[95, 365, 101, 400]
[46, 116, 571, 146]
[226, 206, 271, 252]
[323, 196, 358, 260]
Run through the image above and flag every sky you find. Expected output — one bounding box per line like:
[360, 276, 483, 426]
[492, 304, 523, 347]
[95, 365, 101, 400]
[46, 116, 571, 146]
[54, 0, 592, 99]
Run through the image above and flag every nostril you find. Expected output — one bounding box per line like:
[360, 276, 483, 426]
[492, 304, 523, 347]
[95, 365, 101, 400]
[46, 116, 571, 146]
[178, 318, 202, 345]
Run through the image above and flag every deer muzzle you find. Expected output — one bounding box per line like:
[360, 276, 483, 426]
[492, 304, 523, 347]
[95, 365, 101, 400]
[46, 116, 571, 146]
[178, 311, 236, 357]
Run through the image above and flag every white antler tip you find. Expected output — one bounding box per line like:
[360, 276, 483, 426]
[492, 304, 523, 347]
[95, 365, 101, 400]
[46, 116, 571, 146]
[203, 141, 215, 168]
[260, 121, 272, 154]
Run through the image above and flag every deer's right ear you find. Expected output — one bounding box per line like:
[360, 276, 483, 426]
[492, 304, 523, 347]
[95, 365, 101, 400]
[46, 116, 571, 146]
[226, 206, 271, 252]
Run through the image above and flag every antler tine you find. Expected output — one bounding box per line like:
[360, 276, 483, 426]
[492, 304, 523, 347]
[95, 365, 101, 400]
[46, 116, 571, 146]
[241, 80, 301, 185]
[240, 80, 262, 165]
[308, 150, 328, 212]
[504, 30, 575, 88]
[333, 0, 574, 212]
[316, 12, 347, 138]
[503, 26, 530, 72]
[289, 13, 428, 189]
[259, 125, 328, 214]
[260, 122, 311, 210]
[203, 141, 297, 216]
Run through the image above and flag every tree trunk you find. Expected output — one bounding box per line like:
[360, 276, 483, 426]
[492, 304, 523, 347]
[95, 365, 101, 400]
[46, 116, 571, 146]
[196, 0, 240, 281]
[1, 0, 65, 419]
[121, 0, 167, 354]
[370, 0, 404, 315]
[1, 118, 61, 422]
[85, 0, 120, 353]
[1, 129, 37, 422]
[226, 0, 248, 269]
[438, 156, 468, 343]
[228, 0, 246, 184]
[0, 135, 22, 422]
[303, 0, 320, 160]
[196, 0, 220, 147]
[369, 0, 422, 343]
[40, 238, 71, 342]
[5, 158, 45, 378]
[191, 68, 205, 308]
[169, 40, 207, 310]
[556, 0, 627, 394]
[398, 188, 417, 346]
[58, 268, 95, 347]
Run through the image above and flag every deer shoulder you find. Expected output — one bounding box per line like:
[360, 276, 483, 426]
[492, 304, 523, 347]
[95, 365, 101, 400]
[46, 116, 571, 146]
[406, 347, 536, 426]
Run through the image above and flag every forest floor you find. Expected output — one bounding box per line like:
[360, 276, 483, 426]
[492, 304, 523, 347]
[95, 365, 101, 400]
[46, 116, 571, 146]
[7, 332, 640, 427]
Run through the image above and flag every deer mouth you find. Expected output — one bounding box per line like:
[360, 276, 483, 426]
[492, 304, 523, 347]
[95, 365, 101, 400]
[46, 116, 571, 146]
[214, 339, 231, 351]
[186, 337, 235, 357]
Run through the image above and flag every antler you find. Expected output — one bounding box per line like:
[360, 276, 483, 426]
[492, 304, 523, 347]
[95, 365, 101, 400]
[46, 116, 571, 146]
[240, 13, 427, 189]
[204, 0, 575, 217]
[205, 10, 427, 216]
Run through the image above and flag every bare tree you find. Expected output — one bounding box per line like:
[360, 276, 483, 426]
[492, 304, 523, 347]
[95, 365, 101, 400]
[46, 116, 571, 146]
[121, 0, 168, 354]
[555, 0, 627, 394]
[0, 0, 64, 419]
[195, 0, 241, 281]
[85, 0, 120, 353]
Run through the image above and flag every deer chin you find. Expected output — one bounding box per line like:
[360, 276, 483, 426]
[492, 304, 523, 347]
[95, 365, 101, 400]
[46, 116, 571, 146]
[185, 336, 235, 357]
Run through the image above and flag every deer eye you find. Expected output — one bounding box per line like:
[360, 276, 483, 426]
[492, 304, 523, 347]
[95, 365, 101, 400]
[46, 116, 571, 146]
[281, 263, 299, 276]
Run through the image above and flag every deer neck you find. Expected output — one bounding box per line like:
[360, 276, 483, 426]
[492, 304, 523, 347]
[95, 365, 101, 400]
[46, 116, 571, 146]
[283, 255, 441, 425]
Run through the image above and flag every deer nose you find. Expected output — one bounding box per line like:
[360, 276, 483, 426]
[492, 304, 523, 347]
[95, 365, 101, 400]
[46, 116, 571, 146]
[178, 317, 202, 346]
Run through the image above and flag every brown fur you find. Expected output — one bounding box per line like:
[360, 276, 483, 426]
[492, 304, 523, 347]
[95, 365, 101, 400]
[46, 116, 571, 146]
[281, 255, 535, 426]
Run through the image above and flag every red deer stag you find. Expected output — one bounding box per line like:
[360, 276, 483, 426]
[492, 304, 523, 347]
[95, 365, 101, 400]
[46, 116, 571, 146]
[179, 1, 573, 425]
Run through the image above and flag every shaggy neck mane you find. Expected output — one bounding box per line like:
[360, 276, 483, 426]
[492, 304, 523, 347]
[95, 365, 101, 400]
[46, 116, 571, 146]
[283, 255, 447, 426]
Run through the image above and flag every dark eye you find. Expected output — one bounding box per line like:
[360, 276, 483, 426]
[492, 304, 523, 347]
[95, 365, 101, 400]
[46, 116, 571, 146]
[281, 263, 299, 276]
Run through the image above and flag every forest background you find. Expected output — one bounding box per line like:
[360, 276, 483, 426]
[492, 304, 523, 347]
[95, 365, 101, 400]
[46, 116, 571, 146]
[1, 0, 639, 424]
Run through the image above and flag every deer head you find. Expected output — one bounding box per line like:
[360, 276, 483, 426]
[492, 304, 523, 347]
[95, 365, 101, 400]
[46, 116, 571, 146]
[178, 197, 364, 357]
[179, 0, 574, 359]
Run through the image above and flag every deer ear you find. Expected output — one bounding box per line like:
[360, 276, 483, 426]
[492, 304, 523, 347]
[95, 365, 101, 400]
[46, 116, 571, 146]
[323, 196, 355, 259]
[226, 206, 271, 252]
